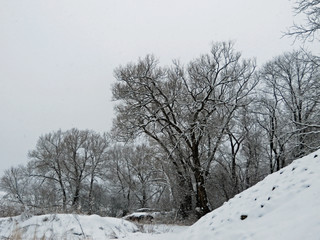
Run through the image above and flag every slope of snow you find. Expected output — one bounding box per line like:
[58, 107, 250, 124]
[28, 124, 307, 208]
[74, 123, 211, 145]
[184, 150, 320, 240]
[0, 214, 138, 239]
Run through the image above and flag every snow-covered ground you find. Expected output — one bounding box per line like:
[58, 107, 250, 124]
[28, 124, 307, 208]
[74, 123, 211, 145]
[183, 150, 320, 240]
[1, 150, 320, 239]
[0, 214, 138, 239]
[120, 224, 188, 240]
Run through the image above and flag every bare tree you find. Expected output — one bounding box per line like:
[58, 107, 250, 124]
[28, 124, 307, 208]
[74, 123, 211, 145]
[28, 130, 68, 211]
[112, 41, 257, 218]
[28, 129, 110, 213]
[240, 106, 266, 188]
[85, 132, 109, 214]
[63, 129, 90, 210]
[108, 144, 135, 214]
[108, 144, 167, 213]
[286, 0, 320, 41]
[225, 108, 249, 195]
[0, 165, 57, 215]
[255, 92, 289, 173]
[0, 166, 29, 206]
[258, 50, 320, 160]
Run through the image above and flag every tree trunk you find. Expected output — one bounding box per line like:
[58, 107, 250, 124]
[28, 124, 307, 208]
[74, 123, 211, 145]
[141, 183, 147, 208]
[72, 182, 81, 210]
[194, 168, 210, 218]
[57, 173, 67, 212]
[88, 174, 94, 214]
[192, 145, 210, 218]
[176, 172, 193, 219]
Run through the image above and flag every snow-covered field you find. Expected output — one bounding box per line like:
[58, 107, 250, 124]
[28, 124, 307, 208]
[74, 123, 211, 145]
[1, 150, 320, 239]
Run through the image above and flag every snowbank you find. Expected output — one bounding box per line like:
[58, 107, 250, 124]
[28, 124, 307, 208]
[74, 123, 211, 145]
[0, 214, 138, 239]
[184, 150, 320, 240]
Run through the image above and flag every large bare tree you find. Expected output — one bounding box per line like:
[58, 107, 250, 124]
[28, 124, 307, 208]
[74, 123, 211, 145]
[112, 42, 257, 218]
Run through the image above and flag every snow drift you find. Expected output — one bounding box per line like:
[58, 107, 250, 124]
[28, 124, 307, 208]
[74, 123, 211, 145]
[0, 214, 138, 239]
[184, 150, 320, 240]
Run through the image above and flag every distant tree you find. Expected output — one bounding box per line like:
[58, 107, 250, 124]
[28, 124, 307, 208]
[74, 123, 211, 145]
[63, 129, 90, 210]
[225, 109, 247, 196]
[286, 0, 320, 41]
[28, 129, 109, 213]
[205, 103, 265, 204]
[258, 50, 320, 161]
[108, 145, 135, 213]
[240, 106, 266, 188]
[0, 165, 55, 215]
[255, 86, 289, 173]
[108, 144, 167, 213]
[0, 166, 29, 206]
[28, 130, 69, 211]
[84, 132, 109, 214]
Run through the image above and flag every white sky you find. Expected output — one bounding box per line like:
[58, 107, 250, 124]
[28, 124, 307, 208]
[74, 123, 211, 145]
[0, 0, 318, 175]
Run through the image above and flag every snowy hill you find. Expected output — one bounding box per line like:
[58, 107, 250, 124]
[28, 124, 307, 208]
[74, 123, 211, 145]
[0, 214, 138, 239]
[184, 150, 320, 240]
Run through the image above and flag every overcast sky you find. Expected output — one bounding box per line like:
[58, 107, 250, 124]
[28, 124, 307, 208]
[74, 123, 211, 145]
[0, 0, 318, 175]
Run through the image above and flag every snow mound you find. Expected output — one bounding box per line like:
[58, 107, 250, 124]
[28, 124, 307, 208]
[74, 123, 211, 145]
[0, 214, 138, 239]
[184, 150, 320, 240]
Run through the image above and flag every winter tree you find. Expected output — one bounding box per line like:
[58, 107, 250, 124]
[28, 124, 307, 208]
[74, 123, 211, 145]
[112, 41, 257, 218]
[28, 129, 110, 213]
[108, 144, 167, 214]
[286, 0, 320, 41]
[258, 50, 320, 162]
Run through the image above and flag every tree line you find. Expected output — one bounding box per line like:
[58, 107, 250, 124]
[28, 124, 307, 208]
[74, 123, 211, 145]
[1, 45, 319, 220]
[111, 44, 320, 218]
[1, 0, 319, 220]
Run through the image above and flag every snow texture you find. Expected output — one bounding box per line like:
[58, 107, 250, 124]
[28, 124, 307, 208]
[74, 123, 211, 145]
[0, 214, 138, 239]
[184, 150, 320, 240]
